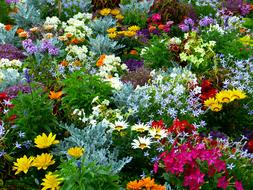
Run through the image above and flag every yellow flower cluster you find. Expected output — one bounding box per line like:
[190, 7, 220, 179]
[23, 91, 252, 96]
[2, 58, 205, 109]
[67, 147, 85, 158]
[107, 25, 141, 39]
[204, 89, 247, 112]
[99, 8, 124, 20]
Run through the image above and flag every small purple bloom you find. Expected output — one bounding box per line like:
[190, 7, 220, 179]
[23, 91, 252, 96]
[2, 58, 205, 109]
[124, 59, 144, 71]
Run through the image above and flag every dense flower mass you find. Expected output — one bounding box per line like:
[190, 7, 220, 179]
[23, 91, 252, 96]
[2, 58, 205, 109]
[1, 0, 253, 189]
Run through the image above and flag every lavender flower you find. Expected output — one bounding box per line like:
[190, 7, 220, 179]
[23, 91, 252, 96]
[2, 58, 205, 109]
[5, 0, 19, 4]
[4, 84, 32, 98]
[22, 39, 38, 55]
[199, 17, 214, 27]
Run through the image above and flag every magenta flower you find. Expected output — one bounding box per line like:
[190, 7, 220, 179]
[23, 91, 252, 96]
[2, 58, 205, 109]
[217, 176, 229, 189]
[151, 13, 161, 22]
[183, 168, 205, 190]
[235, 181, 244, 190]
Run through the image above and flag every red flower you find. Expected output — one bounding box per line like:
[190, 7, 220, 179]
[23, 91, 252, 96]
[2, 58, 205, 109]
[168, 119, 195, 134]
[0, 92, 8, 99]
[152, 120, 165, 129]
[247, 139, 253, 152]
[217, 176, 229, 189]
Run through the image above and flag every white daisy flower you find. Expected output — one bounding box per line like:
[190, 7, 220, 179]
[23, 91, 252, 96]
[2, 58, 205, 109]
[131, 136, 152, 150]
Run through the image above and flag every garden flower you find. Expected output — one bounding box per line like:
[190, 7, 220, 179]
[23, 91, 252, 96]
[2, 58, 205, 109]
[107, 27, 117, 33]
[131, 123, 149, 133]
[124, 31, 136, 37]
[108, 32, 117, 39]
[34, 133, 59, 149]
[49, 91, 63, 100]
[210, 103, 223, 112]
[230, 89, 247, 100]
[41, 172, 63, 190]
[216, 90, 233, 103]
[13, 155, 34, 175]
[111, 120, 129, 132]
[217, 176, 229, 189]
[235, 181, 244, 190]
[115, 14, 124, 20]
[110, 9, 120, 16]
[127, 180, 142, 189]
[96, 54, 106, 67]
[127, 177, 165, 190]
[32, 153, 55, 170]
[131, 136, 152, 150]
[5, 24, 12, 31]
[204, 97, 218, 107]
[16, 28, 24, 34]
[67, 147, 84, 158]
[128, 25, 140, 32]
[149, 127, 167, 140]
[99, 8, 111, 16]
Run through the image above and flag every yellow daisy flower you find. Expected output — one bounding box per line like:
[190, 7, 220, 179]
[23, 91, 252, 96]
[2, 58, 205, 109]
[34, 133, 59, 149]
[67, 147, 84, 158]
[117, 31, 125, 35]
[230, 89, 247, 101]
[110, 9, 120, 15]
[128, 25, 140, 32]
[204, 97, 218, 108]
[32, 153, 55, 170]
[13, 155, 34, 175]
[216, 90, 233, 103]
[210, 103, 223, 112]
[41, 172, 63, 190]
[124, 30, 136, 37]
[99, 8, 111, 16]
[115, 14, 124, 20]
[108, 32, 117, 39]
[107, 27, 117, 33]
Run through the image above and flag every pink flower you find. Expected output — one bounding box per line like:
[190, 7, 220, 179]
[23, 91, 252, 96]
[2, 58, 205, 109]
[151, 13, 161, 22]
[217, 176, 229, 189]
[183, 168, 205, 190]
[214, 160, 226, 172]
[235, 181, 244, 190]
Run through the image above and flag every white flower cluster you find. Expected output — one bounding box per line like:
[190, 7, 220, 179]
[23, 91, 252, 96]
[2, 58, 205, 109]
[0, 58, 22, 68]
[62, 12, 93, 39]
[97, 55, 128, 90]
[43, 16, 61, 30]
[0, 23, 4, 29]
[65, 45, 89, 62]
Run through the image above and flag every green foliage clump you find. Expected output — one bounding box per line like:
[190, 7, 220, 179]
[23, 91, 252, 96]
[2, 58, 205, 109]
[59, 159, 120, 190]
[140, 36, 173, 69]
[7, 86, 58, 140]
[92, 0, 120, 10]
[202, 30, 253, 60]
[62, 71, 113, 114]
[119, 0, 154, 28]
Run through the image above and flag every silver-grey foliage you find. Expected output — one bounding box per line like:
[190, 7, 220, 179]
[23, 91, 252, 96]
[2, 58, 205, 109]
[55, 122, 132, 174]
[89, 16, 117, 35]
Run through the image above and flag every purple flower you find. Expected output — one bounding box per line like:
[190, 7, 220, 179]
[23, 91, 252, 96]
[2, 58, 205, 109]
[4, 84, 32, 98]
[240, 3, 251, 16]
[0, 44, 26, 60]
[40, 40, 52, 52]
[184, 18, 195, 27]
[124, 59, 144, 71]
[179, 24, 190, 32]
[5, 0, 19, 4]
[199, 17, 214, 27]
[22, 39, 38, 54]
[48, 47, 59, 56]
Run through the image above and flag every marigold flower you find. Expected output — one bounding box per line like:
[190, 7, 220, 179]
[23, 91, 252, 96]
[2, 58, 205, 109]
[99, 8, 111, 16]
[32, 153, 55, 170]
[230, 89, 247, 101]
[96, 54, 106, 67]
[70, 38, 80, 44]
[13, 155, 34, 175]
[124, 31, 136, 37]
[18, 31, 28, 38]
[34, 132, 59, 149]
[49, 91, 63, 100]
[129, 49, 138, 55]
[67, 147, 84, 158]
[5, 24, 12, 31]
[41, 172, 63, 190]
[16, 28, 24, 34]
[127, 180, 143, 189]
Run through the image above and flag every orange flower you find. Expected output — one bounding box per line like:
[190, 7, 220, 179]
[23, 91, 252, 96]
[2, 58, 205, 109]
[140, 177, 155, 188]
[126, 180, 142, 189]
[60, 60, 68, 66]
[65, 33, 73, 38]
[158, 24, 165, 30]
[148, 25, 156, 32]
[49, 91, 63, 100]
[71, 38, 80, 44]
[96, 54, 106, 67]
[251, 4, 253, 11]
[5, 25, 12, 31]
[18, 31, 28, 38]
[16, 28, 24, 34]
[73, 60, 81, 66]
[239, 28, 246, 33]
[129, 49, 138, 55]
